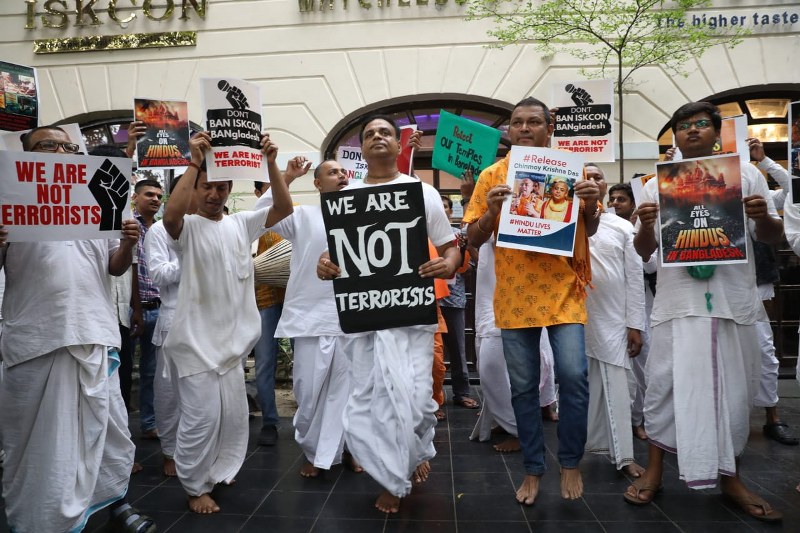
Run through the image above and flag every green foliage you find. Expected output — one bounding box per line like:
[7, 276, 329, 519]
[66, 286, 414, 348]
[276, 337, 294, 382]
[466, 0, 749, 88]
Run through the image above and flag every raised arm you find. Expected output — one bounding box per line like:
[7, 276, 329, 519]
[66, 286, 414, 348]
[261, 134, 294, 228]
[163, 133, 209, 240]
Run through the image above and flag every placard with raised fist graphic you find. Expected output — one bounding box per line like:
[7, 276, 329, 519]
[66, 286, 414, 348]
[0, 151, 132, 241]
[201, 77, 266, 182]
[551, 79, 615, 162]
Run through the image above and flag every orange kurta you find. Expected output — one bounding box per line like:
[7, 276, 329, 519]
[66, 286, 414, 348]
[463, 154, 588, 329]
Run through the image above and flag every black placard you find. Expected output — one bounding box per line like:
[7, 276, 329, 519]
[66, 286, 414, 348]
[321, 182, 437, 333]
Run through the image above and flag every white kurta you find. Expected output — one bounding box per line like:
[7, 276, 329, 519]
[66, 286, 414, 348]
[338, 175, 453, 497]
[269, 205, 349, 469]
[145, 220, 182, 457]
[1, 240, 121, 364]
[164, 210, 267, 377]
[638, 163, 776, 488]
[585, 213, 645, 368]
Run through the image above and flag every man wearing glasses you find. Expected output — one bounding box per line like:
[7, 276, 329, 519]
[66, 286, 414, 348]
[0, 126, 155, 533]
[628, 103, 783, 523]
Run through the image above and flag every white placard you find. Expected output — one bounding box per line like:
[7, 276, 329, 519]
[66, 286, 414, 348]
[201, 77, 266, 182]
[551, 79, 615, 162]
[0, 151, 132, 241]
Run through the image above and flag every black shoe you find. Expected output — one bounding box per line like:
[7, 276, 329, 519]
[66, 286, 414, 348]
[763, 423, 799, 445]
[259, 425, 278, 446]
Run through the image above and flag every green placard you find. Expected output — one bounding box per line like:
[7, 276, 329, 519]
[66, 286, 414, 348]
[432, 110, 502, 179]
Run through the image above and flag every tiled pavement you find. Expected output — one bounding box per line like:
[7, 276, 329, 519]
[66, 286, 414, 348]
[2, 385, 799, 532]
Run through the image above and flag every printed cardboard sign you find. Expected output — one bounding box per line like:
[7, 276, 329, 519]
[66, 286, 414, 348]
[0, 151, 132, 241]
[320, 182, 436, 333]
[656, 153, 747, 267]
[551, 79, 615, 162]
[432, 110, 501, 177]
[201, 77, 265, 181]
[134, 98, 191, 169]
[496, 147, 584, 256]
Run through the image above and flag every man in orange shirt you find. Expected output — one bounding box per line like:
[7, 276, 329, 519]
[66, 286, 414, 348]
[464, 96, 599, 506]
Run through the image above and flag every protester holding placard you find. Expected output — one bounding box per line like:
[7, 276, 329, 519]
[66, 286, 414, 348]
[316, 115, 460, 514]
[161, 130, 292, 515]
[629, 102, 783, 523]
[0, 125, 154, 533]
[464, 96, 600, 507]
[257, 159, 363, 478]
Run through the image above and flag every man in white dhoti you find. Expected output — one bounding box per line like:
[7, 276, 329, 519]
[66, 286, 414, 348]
[316, 116, 460, 514]
[469, 240, 559, 453]
[746, 136, 799, 446]
[0, 126, 154, 533]
[256, 159, 362, 477]
[162, 131, 292, 514]
[627, 102, 783, 523]
[583, 164, 645, 477]
[781, 188, 800, 493]
[608, 182, 652, 442]
[145, 174, 199, 477]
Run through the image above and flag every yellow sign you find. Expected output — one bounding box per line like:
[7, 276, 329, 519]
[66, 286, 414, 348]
[33, 31, 197, 54]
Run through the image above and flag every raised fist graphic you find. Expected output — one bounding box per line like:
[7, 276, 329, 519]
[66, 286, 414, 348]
[217, 80, 249, 110]
[565, 84, 593, 106]
[88, 159, 130, 231]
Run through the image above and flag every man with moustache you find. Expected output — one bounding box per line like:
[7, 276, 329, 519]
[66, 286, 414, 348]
[464, 96, 600, 506]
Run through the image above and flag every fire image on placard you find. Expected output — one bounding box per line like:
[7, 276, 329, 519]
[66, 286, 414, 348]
[657, 154, 747, 266]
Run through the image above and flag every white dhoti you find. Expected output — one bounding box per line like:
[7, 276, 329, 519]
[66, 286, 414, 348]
[174, 364, 248, 496]
[471, 331, 556, 441]
[628, 334, 648, 427]
[753, 319, 779, 408]
[586, 358, 635, 469]
[154, 346, 181, 457]
[539, 328, 558, 408]
[471, 336, 517, 441]
[340, 327, 437, 497]
[292, 336, 349, 469]
[644, 317, 759, 489]
[0, 345, 134, 533]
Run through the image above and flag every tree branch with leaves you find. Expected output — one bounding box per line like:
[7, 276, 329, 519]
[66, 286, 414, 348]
[466, 0, 749, 180]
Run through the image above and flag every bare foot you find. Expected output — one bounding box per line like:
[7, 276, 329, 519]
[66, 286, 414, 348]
[560, 467, 583, 499]
[633, 425, 648, 440]
[493, 437, 521, 453]
[188, 493, 220, 514]
[624, 469, 662, 504]
[413, 460, 431, 484]
[162, 456, 177, 477]
[343, 451, 364, 473]
[622, 462, 645, 478]
[300, 461, 321, 478]
[515, 474, 540, 506]
[375, 490, 400, 513]
[131, 462, 143, 475]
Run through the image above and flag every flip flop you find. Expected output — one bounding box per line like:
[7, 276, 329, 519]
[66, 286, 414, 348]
[722, 492, 783, 523]
[623, 478, 662, 506]
[454, 397, 480, 409]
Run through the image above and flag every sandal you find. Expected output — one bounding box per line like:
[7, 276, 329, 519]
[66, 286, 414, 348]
[623, 478, 662, 506]
[111, 505, 157, 533]
[722, 492, 783, 523]
[454, 397, 480, 409]
[434, 409, 447, 421]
